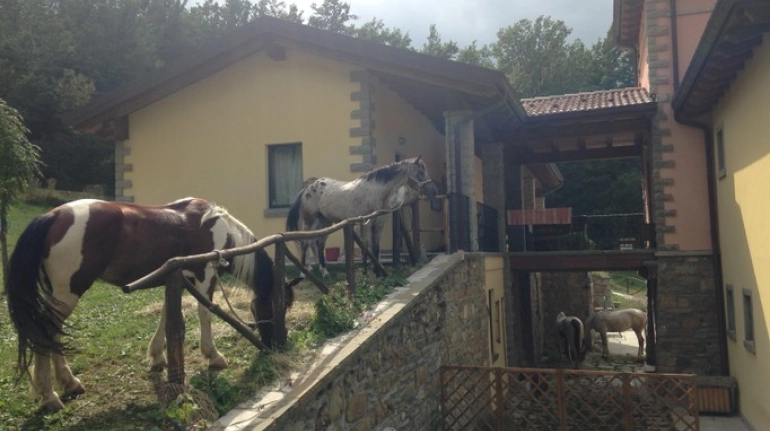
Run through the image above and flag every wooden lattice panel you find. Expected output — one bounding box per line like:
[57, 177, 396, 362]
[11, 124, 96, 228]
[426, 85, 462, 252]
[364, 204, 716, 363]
[440, 366, 699, 431]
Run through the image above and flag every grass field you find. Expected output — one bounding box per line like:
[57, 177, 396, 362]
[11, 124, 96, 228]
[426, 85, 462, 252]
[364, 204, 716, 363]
[0, 198, 413, 430]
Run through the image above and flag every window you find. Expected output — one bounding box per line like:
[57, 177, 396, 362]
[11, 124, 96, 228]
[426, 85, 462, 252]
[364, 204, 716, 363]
[743, 288, 755, 354]
[267, 143, 303, 209]
[716, 127, 726, 179]
[725, 285, 736, 340]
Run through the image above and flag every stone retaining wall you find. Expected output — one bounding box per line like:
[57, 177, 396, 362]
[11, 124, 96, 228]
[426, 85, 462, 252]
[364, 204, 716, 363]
[214, 252, 492, 430]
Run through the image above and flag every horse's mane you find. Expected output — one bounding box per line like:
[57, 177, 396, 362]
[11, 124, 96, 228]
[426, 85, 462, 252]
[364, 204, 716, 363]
[360, 158, 416, 184]
[203, 203, 257, 286]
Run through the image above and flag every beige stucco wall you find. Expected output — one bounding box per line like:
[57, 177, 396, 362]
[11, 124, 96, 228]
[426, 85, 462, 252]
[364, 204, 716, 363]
[371, 80, 446, 252]
[675, 0, 716, 84]
[637, 0, 712, 251]
[485, 254, 506, 367]
[125, 49, 360, 241]
[712, 40, 770, 428]
[123, 47, 451, 257]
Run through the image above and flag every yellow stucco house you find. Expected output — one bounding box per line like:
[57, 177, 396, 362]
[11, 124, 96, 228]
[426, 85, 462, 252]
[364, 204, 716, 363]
[672, 0, 770, 427]
[64, 16, 538, 256]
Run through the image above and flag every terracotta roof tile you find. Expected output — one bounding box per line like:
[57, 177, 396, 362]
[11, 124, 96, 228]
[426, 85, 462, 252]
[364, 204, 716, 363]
[521, 87, 654, 117]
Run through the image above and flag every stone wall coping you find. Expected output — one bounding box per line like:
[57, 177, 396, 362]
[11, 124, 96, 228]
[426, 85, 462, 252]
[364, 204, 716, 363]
[211, 252, 467, 431]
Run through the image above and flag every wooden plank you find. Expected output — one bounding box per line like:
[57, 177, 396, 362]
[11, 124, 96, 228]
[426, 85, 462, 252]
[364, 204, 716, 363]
[344, 224, 355, 296]
[272, 243, 287, 346]
[392, 210, 402, 267]
[411, 201, 421, 263]
[165, 271, 186, 385]
[283, 247, 329, 294]
[509, 250, 656, 271]
[352, 229, 388, 278]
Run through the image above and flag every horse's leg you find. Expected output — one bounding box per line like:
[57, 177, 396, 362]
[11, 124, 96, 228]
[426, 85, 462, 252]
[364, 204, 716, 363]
[600, 329, 610, 358]
[316, 236, 329, 277]
[36, 264, 87, 410]
[52, 334, 85, 398]
[635, 327, 645, 357]
[371, 218, 385, 277]
[358, 224, 369, 274]
[196, 275, 228, 369]
[147, 301, 168, 371]
[35, 308, 83, 410]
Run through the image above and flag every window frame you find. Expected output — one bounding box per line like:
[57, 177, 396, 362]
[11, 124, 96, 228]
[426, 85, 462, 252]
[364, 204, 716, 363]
[266, 142, 303, 213]
[725, 285, 736, 341]
[742, 288, 755, 354]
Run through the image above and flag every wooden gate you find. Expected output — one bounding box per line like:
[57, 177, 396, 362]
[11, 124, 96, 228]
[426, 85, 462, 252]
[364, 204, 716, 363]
[440, 366, 699, 431]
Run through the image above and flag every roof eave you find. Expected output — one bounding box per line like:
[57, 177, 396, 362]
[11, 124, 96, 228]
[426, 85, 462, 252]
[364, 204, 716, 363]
[63, 16, 519, 133]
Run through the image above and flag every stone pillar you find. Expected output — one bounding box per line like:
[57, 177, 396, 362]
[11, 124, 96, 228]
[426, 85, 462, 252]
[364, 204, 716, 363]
[481, 142, 506, 253]
[444, 110, 478, 251]
[115, 140, 133, 202]
[655, 253, 723, 375]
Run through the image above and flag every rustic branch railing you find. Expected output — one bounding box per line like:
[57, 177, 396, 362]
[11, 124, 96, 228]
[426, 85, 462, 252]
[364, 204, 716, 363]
[124, 205, 407, 293]
[123, 204, 419, 393]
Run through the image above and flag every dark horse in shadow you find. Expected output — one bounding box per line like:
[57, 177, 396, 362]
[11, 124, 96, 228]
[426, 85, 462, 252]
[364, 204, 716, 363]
[5, 197, 300, 411]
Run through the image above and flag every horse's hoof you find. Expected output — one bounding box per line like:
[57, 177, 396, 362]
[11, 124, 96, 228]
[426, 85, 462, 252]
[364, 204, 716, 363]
[62, 378, 86, 397]
[208, 356, 228, 370]
[41, 393, 65, 412]
[149, 362, 166, 373]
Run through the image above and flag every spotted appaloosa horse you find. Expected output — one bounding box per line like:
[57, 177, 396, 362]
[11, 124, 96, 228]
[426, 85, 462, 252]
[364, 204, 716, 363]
[286, 156, 438, 275]
[584, 308, 647, 358]
[287, 177, 332, 277]
[556, 312, 586, 369]
[5, 197, 298, 411]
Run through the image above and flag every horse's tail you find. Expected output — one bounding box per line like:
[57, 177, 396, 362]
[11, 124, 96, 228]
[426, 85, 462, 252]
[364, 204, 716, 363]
[571, 318, 584, 364]
[582, 314, 595, 352]
[286, 188, 304, 232]
[5, 212, 67, 379]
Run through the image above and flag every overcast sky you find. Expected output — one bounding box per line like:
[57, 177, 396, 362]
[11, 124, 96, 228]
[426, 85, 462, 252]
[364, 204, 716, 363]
[193, 1, 614, 48]
[285, 0, 613, 47]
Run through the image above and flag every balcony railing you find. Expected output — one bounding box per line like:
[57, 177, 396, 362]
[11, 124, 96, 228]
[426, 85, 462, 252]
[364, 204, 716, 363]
[508, 209, 651, 252]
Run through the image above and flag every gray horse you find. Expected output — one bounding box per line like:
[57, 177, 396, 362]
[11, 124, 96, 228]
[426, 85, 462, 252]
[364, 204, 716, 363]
[286, 156, 438, 275]
[556, 312, 586, 368]
[584, 308, 647, 358]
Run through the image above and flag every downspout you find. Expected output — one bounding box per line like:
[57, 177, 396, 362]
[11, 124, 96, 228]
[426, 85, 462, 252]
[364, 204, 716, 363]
[674, 112, 729, 376]
[670, 0, 728, 376]
[670, 0, 680, 90]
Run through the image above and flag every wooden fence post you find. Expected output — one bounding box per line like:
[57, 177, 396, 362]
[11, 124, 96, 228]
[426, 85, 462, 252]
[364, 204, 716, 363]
[392, 209, 402, 268]
[272, 243, 287, 346]
[344, 224, 355, 296]
[166, 270, 186, 385]
[411, 201, 421, 262]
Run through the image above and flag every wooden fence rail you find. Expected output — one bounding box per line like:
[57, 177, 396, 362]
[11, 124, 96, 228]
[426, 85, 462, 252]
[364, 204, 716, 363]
[124, 204, 420, 397]
[440, 365, 699, 431]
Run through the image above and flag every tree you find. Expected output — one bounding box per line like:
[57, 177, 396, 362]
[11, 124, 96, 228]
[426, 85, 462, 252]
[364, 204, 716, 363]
[456, 41, 494, 68]
[354, 18, 412, 48]
[491, 16, 584, 97]
[420, 24, 459, 60]
[0, 98, 41, 273]
[307, 0, 357, 34]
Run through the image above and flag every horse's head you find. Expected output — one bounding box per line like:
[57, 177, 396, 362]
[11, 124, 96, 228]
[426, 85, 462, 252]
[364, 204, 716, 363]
[406, 156, 440, 210]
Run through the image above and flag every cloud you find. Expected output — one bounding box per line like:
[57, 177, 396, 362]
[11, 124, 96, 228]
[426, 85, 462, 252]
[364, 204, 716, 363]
[194, 0, 614, 47]
[291, 0, 612, 47]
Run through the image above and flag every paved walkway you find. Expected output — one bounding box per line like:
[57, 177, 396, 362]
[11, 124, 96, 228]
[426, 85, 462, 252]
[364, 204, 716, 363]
[591, 331, 754, 431]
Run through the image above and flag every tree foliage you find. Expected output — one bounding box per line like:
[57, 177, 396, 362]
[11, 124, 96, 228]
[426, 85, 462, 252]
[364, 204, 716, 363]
[0, 0, 635, 218]
[0, 98, 41, 271]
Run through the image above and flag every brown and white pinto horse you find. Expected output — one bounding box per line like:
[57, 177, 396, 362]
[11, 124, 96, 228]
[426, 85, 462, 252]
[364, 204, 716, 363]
[5, 197, 295, 411]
